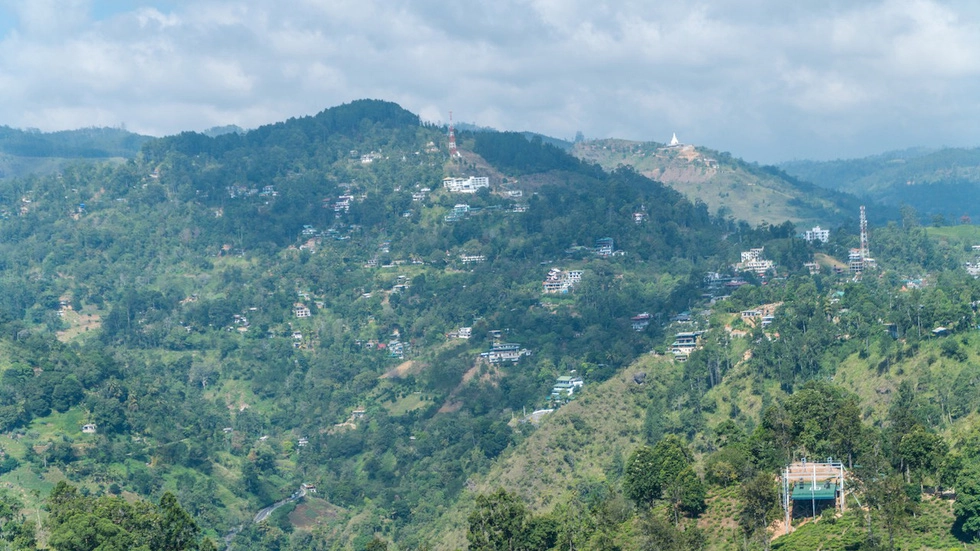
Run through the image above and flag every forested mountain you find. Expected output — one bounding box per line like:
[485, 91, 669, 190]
[0, 126, 151, 180]
[0, 100, 979, 551]
[779, 147, 980, 224]
[571, 138, 872, 227]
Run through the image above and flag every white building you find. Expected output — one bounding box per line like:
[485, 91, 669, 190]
[542, 268, 584, 294]
[737, 248, 774, 276]
[804, 226, 830, 243]
[443, 176, 490, 193]
[294, 303, 311, 318]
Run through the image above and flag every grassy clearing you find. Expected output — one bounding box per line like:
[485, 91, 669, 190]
[383, 392, 432, 416]
[55, 308, 102, 342]
[30, 409, 88, 440]
[926, 225, 980, 242]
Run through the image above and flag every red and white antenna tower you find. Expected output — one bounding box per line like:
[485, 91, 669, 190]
[859, 205, 869, 260]
[448, 111, 460, 158]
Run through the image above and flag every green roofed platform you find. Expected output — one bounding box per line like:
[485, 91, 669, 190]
[791, 481, 839, 500]
[781, 460, 847, 534]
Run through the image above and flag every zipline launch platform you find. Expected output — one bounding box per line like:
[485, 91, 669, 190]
[781, 460, 846, 534]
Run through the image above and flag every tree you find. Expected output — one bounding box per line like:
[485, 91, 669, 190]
[664, 466, 706, 525]
[954, 462, 980, 543]
[624, 437, 705, 524]
[45, 482, 207, 551]
[467, 488, 530, 551]
[739, 473, 779, 551]
[898, 425, 948, 489]
[157, 492, 200, 551]
[865, 474, 915, 551]
[638, 512, 706, 551]
[0, 488, 36, 549]
[623, 445, 660, 508]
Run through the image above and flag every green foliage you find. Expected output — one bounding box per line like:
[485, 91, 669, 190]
[473, 132, 602, 178]
[467, 488, 534, 551]
[623, 445, 661, 508]
[898, 425, 948, 487]
[739, 473, 779, 549]
[954, 462, 980, 542]
[749, 381, 864, 469]
[0, 488, 36, 549]
[45, 481, 209, 551]
[623, 436, 705, 524]
[637, 512, 706, 551]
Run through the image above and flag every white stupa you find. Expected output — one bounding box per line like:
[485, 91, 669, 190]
[669, 133, 680, 147]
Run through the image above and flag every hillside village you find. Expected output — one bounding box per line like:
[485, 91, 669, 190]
[2, 102, 980, 551]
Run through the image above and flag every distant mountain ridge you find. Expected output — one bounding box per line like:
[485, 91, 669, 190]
[0, 125, 151, 180]
[0, 126, 150, 158]
[779, 146, 980, 222]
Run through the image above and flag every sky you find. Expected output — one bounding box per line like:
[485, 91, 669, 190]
[1, 0, 980, 163]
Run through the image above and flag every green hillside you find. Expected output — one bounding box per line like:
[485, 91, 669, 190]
[0, 100, 740, 549]
[571, 139, 867, 227]
[0, 101, 978, 550]
[427, 269, 980, 550]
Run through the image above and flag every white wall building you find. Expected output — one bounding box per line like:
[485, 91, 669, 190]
[804, 226, 830, 243]
[443, 176, 490, 193]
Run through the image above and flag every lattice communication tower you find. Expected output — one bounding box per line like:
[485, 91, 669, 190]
[448, 111, 460, 159]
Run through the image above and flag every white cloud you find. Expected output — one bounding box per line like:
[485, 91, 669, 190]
[0, 0, 978, 161]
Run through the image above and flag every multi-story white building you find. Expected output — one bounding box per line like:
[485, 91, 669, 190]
[804, 226, 830, 243]
[443, 176, 490, 193]
[737, 248, 774, 276]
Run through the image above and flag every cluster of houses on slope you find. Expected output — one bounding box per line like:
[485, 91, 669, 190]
[227, 184, 277, 199]
[543, 268, 584, 294]
[522, 374, 586, 422]
[447, 326, 473, 339]
[359, 151, 383, 164]
[966, 245, 980, 277]
[325, 194, 358, 216]
[703, 272, 748, 298]
[440, 176, 528, 211]
[460, 254, 486, 264]
[631, 313, 652, 331]
[565, 237, 622, 258]
[351, 338, 410, 358]
[740, 303, 780, 328]
[595, 237, 618, 257]
[412, 187, 431, 202]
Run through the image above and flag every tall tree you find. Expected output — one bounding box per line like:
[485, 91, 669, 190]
[739, 473, 779, 551]
[467, 488, 531, 551]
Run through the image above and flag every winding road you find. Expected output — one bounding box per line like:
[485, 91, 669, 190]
[223, 486, 307, 550]
[253, 486, 307, 523]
